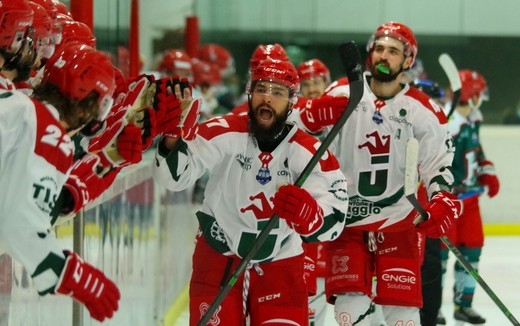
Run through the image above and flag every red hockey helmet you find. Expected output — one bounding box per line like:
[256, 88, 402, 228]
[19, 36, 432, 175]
[30, 0, 58, 18]
[366, 21, 418, 66]
[29, 2, 54, 58]
[297, 59, 330, 84]
[52, 0, 70, 16]
[191, 58, 222, 87]
[459, 69, 489, 104]
[43, 43, 116, 121]
[198, 43, 235, 78]
[54, 19, 96, 53]
[249, 43, 289, 71]
[250, 58, 300, 104]
[158, 49, 193, 80]
[0, 0, 34, 54]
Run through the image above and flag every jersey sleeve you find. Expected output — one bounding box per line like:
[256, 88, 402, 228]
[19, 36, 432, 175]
[413, 101, 456, 198]
[288, 131, 349, 242]
[153, 115, 243, 191]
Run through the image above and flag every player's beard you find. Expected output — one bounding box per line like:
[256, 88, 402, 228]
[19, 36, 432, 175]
[370, 60, 403, 83]
[248, 104, 289, 142]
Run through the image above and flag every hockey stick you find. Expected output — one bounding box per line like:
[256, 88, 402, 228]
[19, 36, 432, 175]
[404, 138, 520, 326]
[438, 53, 462, 119]
[198, 41, 364, 325]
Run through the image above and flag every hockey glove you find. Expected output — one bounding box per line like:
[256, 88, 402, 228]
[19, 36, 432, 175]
[116, 123, 143, 164]
[180, 98, 202, 141]
[154, 89, 182, 138]
[299, 95, 349, 133]
[272, 184, 324, 236]
[415, 191, 462, 238]
[55, 251, 120, 322]
[131, 107, 156, 150]
[478, 160, 500, 198]
[61, 154, 119, 215]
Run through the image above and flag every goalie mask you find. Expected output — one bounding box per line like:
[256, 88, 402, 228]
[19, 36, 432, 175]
[459, 69, 489, 109]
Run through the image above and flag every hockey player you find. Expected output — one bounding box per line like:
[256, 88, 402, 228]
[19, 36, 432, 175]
[0, 0, 35, 90]
[0, 43, 120, 322]
[437, 69, 498, 325]
[297, 57, 333, 326]
[298, 58, 331, 99]
[411, 79, 447, 326]
[295, 22, 461, 325]
[153, 58, 349, 325]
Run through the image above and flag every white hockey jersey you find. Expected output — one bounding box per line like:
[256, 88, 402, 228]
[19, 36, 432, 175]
[0, 89, 74, 294]
[292, 73, 455, 231]
[154, 114, 349, 263]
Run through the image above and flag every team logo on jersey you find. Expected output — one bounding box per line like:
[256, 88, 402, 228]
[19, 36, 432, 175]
[372, 99, 386, 124]
[235, 153, 252, 171]
[33, 176, 59, 214]
[240, 192, 274, 219]
[256, 152, 273, 185]
[329, 178, 349, 201]
[358, 131, 390, 157]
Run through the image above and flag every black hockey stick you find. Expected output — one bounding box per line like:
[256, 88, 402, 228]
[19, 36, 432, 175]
[404, 138, 520, 326]
[198, 41, 364, 325]
[438, 53, 462, 119]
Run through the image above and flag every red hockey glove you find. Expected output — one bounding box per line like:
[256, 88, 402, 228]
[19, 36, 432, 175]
[128, 106, 155, 150]
[300, 95, 349, 133]
[478, 160, 500, 198]
[86, 104, 127, 154]
[62, 154, 119, 214]
[180, 98, 202, 141]
[116, 123, 143, 164]
[154, 90, 182, 138]
[415, 191, 462, 238]
[272, 184, 324, 236]
[55, 251, 120, 322]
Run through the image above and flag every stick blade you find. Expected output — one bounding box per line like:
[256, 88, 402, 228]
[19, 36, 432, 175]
[438, 53, 461, 91]
[404, 138, 419, 196]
